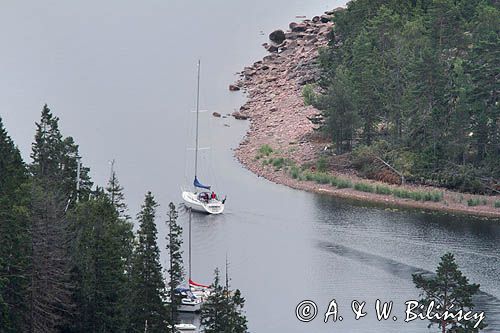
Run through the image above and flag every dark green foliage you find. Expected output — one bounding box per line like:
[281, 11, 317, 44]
[335, 178, 353, 189]
[316, 0, 500, 193]
[166, 203, 184, 327]
[290, 165, 301, 179]
[67, 193, 134, 333]
[0, 118, 30, 332]
[201, 268, 248, 333]
[258, 144, 273, 157]
[316, 156, 329, 172]
[467, 197, 482, 207]
[302, 84, 316, 106]
[354, 182, 375, 193]
[1, 108, 192, 332]
[413, 253, 486, 332]
[106, 169, 130, 220]
[375, 185, 392, 195]
[30, 105, 92, 204]
[129, 192, 168, 333]
[27, 183, 74, 333]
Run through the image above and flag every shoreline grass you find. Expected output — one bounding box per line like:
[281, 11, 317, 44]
[287, 166, 444, 203]
[257, 147, 450, 205]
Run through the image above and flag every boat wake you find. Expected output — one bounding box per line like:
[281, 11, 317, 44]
[317, 240, 500, 332]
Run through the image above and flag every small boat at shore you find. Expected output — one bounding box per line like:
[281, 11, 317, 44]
[182, 60, 225, 215]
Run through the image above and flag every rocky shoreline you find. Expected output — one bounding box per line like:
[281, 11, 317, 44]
[230, 10, 500, 219]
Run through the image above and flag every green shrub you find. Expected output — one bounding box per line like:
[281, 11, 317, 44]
[494, 201, 500, 208]
[393, 189, 411, 199]
[271, 157, 290, 170]
[375, 185, 392, 195]
[290, 166, 301, 179]
[259, 144, 273, 156]
[430, 192, 443, 202]
[421, 192, 431, 201]
[330, 176, 340, 187]
[314, 173, 331, 184]
[302, 84, 316, 106]
[467, 198, 481, 206]
[336, 178, 352, 189]
[316, 156, 328, 173]
[354, 183, 375, 193]
[303, 171, 315, 181]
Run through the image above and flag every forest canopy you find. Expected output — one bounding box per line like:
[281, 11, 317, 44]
[313, 0, 499, 193]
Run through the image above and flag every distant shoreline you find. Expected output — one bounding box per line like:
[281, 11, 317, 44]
[230, 10, 500, 219]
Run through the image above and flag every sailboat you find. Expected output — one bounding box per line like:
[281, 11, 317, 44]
[182, 60, 225, 215]
[186, 208, 211, 299]
[166, 208, 211, 313]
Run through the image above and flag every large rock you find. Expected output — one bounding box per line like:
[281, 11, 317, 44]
[289, 22, 307, 32]
[266, 44, 279, 53]
[325, 8, 344, 15]
[320, 14, 332, 23]
[269, 29, 286, 44]
[232, 111, 249, 120]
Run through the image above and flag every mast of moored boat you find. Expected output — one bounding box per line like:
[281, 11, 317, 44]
[188, 207, 192, 283]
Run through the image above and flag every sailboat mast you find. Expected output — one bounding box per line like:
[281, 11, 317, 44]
[194, 60, 201, 179]
[188, 208, 192, 283]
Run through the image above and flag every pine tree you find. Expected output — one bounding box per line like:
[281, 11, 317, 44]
[130, 192, 168, 333]
[166, 202, 184, 329]
[314, 65, 358, 153]
[201, 268, 248, 333]
[467, 3, 500, 165]
[413, 253, 486, 332]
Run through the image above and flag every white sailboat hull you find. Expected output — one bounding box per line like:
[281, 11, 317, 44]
[182, 191, 224, 215]
[174, 323, 197, 331]
[177, 302, 201, 313]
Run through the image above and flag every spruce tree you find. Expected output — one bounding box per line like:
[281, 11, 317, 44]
[130, 192, 167, 333]
[68, 192, 134, 332]
[105, 168, 129, 220]
[313, 65, 358, 153]
[0, 117, 30, 332]
[166, 203, 184, 329]
[201, 268, 248, 333]
[27, 185, 73, 333]
[30, 104, 63, 181]
[413, 253, 486, 332]
[30, 105, 92, 205]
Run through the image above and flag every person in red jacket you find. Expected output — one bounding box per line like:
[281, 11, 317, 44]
[211, 191, 216, 200]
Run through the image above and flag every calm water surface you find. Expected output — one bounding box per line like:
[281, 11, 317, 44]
[1, 1, 499, 332]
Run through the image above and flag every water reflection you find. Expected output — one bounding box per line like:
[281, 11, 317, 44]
[312, 194, 500, 332]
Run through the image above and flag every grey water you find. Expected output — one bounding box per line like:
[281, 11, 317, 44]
[1, 1, 499, 332]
